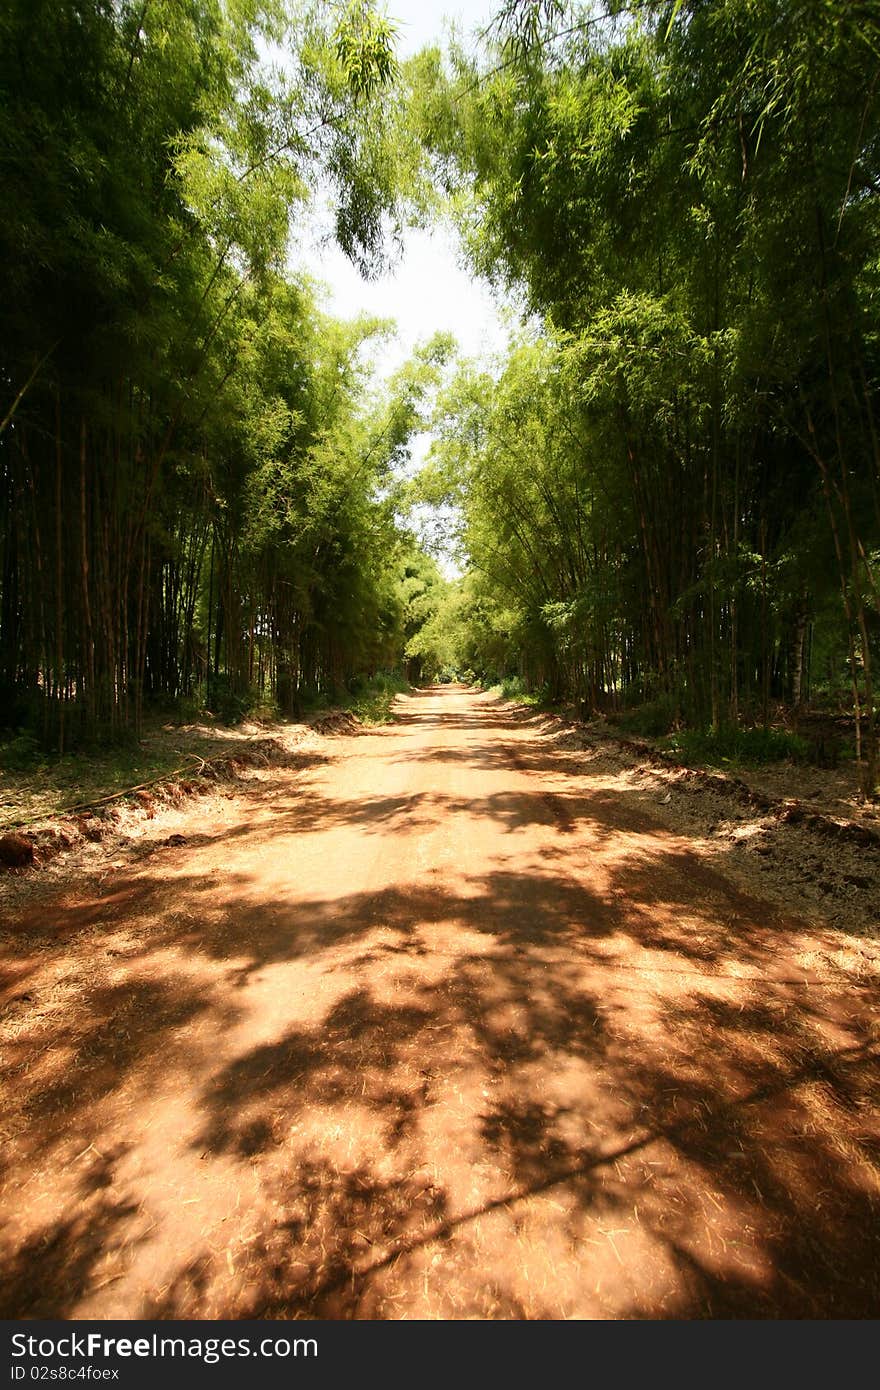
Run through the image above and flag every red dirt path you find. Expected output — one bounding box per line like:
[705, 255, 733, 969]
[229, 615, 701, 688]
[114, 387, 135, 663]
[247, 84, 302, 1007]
[1, 686, 878, 1318]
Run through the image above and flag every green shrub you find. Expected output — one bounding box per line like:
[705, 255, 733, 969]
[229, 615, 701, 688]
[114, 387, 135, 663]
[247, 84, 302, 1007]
[616, 696, 678, 737]
[0, 682, 42, 733]
[205, 674, 257, 725]
[297, 685, 330, 712]
[344, 671, 409, 724]
[169, 690, 206, 724]
[0, 730, 42, 770]
[493, 675, 551, 706]
[663, 725, 809, 766]
[500, 675, 527, 699]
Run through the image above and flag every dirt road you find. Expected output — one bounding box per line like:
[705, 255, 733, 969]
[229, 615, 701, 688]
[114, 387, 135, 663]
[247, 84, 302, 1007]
[1, 687, 878, 1317]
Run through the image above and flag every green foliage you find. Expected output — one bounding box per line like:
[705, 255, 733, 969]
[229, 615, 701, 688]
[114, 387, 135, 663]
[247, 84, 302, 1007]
[663, 726, 810, 768]
[0, 733, 201, 829]
[333, 2, 399, 100]
[4, 0, 879, 799]
[494, 675, 548, 705]
[410, 0, 880, 790]
[0, 732, 43, 773]
[204, 674, 258, 726]
[396, 544, 451, 680]
[0, 0, 433, 750]
[616, 698, 680, 739]
[341, 671, 409, 723]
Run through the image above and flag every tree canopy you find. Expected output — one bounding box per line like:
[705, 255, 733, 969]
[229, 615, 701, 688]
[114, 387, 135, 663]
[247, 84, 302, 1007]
[0, 0, 442, 743]
[1, 0, 878, 793]
[409, 0, 880, 792]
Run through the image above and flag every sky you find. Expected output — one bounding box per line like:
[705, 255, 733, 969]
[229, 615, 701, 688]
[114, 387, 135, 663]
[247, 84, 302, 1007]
[292, 1, 517, 574]
[297, 0, 512, 382]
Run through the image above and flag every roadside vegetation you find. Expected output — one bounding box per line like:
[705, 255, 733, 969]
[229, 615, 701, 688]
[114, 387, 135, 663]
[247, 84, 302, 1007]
[409, 0, 880, 797]
[0, 0, 446, 767]
[2, 0, 878, 815]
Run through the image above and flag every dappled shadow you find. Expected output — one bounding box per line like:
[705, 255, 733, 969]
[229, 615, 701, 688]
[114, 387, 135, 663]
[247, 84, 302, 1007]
[1, 970, 243, 1182]
[40, 831, 817, 993]
[27, 979, 219, 1125]
[143, 1157, 453, 1319]
[612, 1036, 880, 1316]
[1, 687, 878, 1316]
[135, 1020, 880, 1318]
[0, 1192, 144, 1318]
[107, 868, 623, 982]
[190, 953, 612, 1166]
[195, 992, 435, 1159]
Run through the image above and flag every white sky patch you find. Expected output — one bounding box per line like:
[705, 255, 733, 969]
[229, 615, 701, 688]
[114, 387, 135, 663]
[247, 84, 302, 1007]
[292, 0, 512, 379]
[389, 0, 495, 56]
[301, 222, 511, 381]
[289, 1, 515, 577]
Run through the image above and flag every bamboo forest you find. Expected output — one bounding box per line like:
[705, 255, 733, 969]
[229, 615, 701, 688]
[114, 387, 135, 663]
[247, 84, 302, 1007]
[1, 0, 879, 1329]
[3, 0, 879, 787]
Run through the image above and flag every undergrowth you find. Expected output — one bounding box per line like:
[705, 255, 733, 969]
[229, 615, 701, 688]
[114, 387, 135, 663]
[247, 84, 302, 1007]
[490, 675, 550, 706]
[0, 734, 195, 829]
[661, 726, 810, 766]
[615, 697, 678, 738]
[341, 672, 410, 724]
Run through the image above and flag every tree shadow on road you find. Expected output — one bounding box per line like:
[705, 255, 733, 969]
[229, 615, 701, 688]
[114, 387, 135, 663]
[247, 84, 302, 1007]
[1, 692, 878, 1317]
